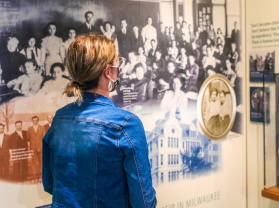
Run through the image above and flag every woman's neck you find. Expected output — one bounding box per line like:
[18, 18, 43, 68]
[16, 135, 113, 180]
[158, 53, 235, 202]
[87, 87, 109, 98]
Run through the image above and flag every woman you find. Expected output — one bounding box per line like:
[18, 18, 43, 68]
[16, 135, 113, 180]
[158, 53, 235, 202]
[216, 28, 225, 46]
[160, 76, 188, 117]
[100, 21, 119, 51]
[42, 34, 157, 208]
[181, 21, 189, 38]
[135, 46, 147, 69]
[7, 59, 42, 96]
[0, 37, 26, 83]
[202, 46, 216, 69]
[20, 36, 42, 67]
[62, 27, 77, 65]
[41, 22, 64, 77]
[170, 40, 179, 59]
[39, 62, 69, 93]
[175, 47, 188, 70]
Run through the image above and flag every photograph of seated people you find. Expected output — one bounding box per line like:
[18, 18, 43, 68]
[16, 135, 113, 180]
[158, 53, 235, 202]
[111, 18, 241, 108]
[0, 6, 241, 109]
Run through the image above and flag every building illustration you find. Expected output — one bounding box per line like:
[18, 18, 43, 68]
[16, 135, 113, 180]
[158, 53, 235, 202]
[146, 111, 222, 187]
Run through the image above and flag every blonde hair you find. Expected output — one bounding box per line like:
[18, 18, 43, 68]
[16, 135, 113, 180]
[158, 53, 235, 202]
[64, 33, 115, 104]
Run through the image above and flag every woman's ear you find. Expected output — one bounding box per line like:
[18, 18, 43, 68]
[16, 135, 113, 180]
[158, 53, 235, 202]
[104, 65, 111, 80]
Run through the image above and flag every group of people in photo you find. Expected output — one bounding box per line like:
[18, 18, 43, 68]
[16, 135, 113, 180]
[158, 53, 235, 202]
[0, 115, 52, 182]
[251, 89, 267, 113]
[0, 22, 75, 102]
[249, 52, 274, 72]
[0, 10, 241, 108]
[114, 19, 241, 106]
[0, 9, 242, 182]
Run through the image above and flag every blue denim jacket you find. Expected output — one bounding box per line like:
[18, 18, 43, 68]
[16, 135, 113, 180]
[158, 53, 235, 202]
[42, 92, 157, 208]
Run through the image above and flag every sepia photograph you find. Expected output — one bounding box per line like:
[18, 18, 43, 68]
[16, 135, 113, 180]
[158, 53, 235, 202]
[0, 112, 53, 183]
[197, 74, 236, 140]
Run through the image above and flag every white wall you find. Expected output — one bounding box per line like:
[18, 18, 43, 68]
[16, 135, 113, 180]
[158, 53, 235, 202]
[246, 0, 279, 207]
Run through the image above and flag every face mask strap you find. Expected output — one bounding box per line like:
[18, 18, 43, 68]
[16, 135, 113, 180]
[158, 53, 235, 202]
[108, 78, 120, 92]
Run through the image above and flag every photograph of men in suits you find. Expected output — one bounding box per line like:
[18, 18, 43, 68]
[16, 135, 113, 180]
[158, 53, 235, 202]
[0, 123, 10, 179]
[78, 11, 100, 35]
[27, 116, 46, 177]
[9, 121, 28, 181]
[44, 114, 53, 132]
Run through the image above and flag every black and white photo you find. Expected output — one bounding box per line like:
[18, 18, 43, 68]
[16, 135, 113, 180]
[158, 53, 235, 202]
[249, 50, 275, 82]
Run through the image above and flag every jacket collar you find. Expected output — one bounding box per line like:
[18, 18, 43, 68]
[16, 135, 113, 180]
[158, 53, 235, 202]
[82, 92, 117, 107]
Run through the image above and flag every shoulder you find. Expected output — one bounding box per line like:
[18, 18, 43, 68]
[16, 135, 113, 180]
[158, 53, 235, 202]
[34, 72, 43, 79]
[41, 36, 49, 42]
[78, 23, 85, 28]
[38, 125, 45, 130]
[100, 106, 139, 128]
[54, 36, 62, 42]
[19, 49, 25, 55]
[121, 113, 144, 132]
[14, 74, 26, 80]
[56, 101, 138, 128]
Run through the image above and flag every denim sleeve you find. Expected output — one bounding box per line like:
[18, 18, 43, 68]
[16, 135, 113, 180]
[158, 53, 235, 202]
[42, 132, 53, 195]
[120, 115, 157, 208]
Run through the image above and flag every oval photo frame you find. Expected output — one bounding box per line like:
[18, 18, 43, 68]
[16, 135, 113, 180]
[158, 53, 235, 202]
[197, 74, 237, 140]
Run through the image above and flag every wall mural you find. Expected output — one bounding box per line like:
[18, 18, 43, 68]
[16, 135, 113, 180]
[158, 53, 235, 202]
[0, 0, 243, 207]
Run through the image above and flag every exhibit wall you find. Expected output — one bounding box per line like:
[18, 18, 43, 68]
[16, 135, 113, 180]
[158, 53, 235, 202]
[246, 0, 279, 207]
[0, 0, 246, 207]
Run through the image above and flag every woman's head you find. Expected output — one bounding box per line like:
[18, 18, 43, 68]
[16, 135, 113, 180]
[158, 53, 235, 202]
[217, 28, 222, 34]
[47, 22, 57, 36]
[28, 37, 36, 48]
[64, 34, 116, 103]
[137, 46, 144, 55]
[24, 59, 37, 75]
[104, 21, 112, 32]
[170, 76, 183, 91]
[50, 62, 65, 79]
[67, 27, 76, 39]
[7, 37, 19, 52]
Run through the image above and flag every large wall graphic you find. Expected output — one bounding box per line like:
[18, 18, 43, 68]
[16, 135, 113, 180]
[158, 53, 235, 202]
[0, 0, 245, 207]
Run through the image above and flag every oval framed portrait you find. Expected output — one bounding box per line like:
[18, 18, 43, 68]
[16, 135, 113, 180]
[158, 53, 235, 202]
[197, 74, 237, 140]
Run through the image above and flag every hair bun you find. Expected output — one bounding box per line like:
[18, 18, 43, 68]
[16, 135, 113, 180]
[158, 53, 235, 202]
[63, 81, 83, 105]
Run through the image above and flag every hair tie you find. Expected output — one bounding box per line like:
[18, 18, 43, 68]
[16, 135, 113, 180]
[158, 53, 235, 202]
[73, 81, 85, 89]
